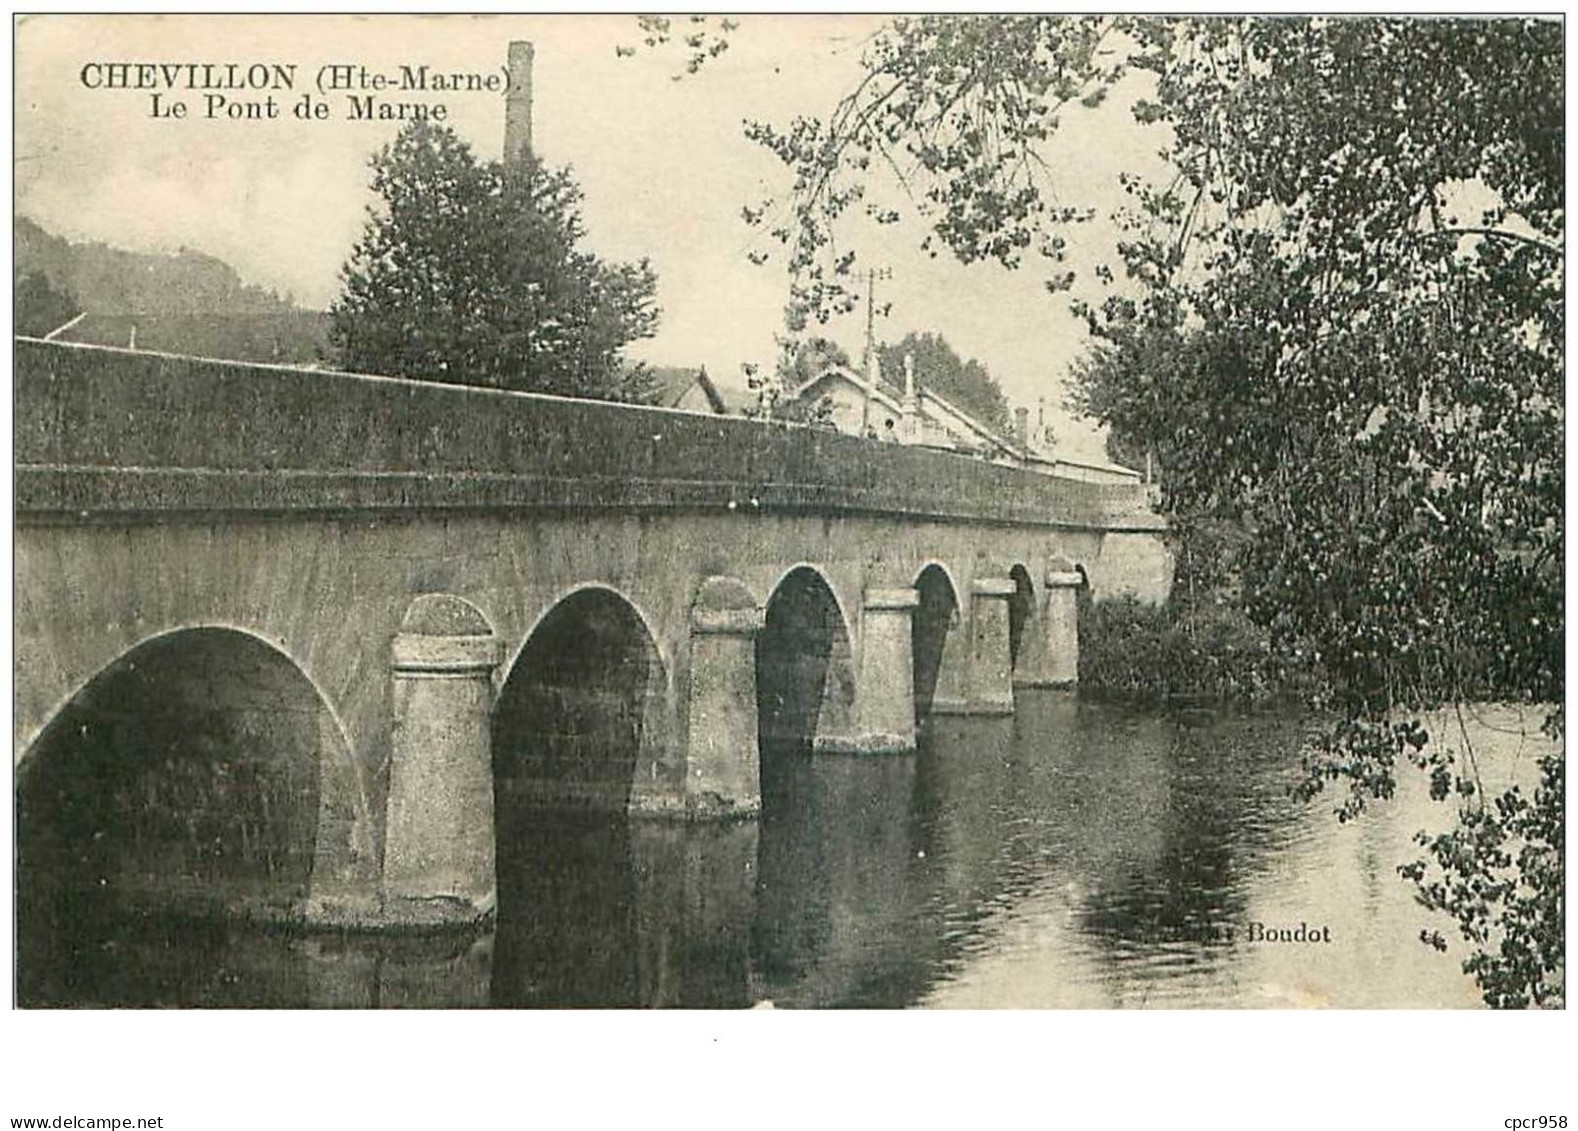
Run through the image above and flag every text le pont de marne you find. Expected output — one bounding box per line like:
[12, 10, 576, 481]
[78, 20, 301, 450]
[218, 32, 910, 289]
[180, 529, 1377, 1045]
[79, 61, 507, 123]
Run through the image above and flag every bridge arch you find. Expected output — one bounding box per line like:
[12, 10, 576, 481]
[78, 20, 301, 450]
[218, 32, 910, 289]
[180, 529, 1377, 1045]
[756, 564, 856, 750]
[491, 585, 670, 816]
[760, 562, 856, 647]
[1007, 563, 1037, 670]
[911, 562, 962, 720]
[17, 625, 344, 999]
[501, 582, 672, 693]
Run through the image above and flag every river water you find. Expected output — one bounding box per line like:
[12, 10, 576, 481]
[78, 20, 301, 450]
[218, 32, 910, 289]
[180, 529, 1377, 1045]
[22, 694, 1546, 1008]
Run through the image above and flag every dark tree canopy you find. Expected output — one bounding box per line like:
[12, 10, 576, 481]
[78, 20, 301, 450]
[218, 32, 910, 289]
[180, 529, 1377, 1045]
[877, 331, 1011, 434]
[331, 121, 660, 402]
[1072, 17, 1562, 706]
[1068, 345, 1151, 475]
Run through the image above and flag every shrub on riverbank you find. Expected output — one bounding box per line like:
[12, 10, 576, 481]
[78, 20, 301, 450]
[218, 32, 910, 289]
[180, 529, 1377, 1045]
[1077, 595, 1320, 706]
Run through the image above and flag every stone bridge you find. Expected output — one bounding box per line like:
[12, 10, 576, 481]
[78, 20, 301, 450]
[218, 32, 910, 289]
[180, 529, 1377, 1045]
[13, 337, 1170, 930]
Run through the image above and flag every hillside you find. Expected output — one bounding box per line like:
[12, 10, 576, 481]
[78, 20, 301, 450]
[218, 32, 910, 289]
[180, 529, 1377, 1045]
[15, 216, 330, 365]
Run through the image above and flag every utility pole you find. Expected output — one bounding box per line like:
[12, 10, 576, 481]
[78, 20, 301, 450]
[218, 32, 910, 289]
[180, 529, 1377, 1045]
[858, 265, 892, 439]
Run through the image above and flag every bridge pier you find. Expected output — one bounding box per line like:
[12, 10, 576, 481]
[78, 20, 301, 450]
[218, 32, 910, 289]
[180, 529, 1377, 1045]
[814, 586, 919, 754]
[1011, 563, 1084, 689]
[684, 577, 765, 819]
[381, 595, 503, 928]
[955, 577, 1016, 716]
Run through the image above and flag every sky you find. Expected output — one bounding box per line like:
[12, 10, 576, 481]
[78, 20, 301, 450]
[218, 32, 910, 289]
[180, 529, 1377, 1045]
[14, 13, 1166, 458]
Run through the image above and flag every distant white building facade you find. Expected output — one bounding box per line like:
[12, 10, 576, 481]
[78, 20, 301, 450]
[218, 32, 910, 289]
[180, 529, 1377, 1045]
[784, 362, 1143, 486]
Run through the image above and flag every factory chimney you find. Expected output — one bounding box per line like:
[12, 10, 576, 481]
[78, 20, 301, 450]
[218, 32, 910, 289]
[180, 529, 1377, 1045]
[504, 41, 534, 169]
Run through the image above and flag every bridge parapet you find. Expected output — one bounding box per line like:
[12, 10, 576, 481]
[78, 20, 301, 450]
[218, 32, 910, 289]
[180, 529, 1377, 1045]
[15, 338, 1163, 533]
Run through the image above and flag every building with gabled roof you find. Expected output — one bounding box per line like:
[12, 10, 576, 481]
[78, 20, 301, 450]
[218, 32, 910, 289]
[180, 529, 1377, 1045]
[783, 362, 1144, 485]
[782, 363, 1025, 459]
[642, 364, 755, 416]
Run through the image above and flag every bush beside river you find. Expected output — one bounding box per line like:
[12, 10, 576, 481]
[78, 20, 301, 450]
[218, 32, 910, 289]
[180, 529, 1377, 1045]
[1078, 595, 1322, 707]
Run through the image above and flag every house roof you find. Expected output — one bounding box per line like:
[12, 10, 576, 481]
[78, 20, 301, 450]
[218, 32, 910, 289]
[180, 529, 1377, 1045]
[787, 364, 1027, 456]
[921, 388, 1027, 458]
[786, 364, 903, 415]
[646, 365, 727, 414]
[1026, 451, 1144, 480]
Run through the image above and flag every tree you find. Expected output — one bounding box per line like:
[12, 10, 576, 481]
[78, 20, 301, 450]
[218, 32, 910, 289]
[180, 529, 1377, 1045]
[1068, 342, 1159, 477]
[691, 15, 1563, 1006]
[1087, 18, 1563, 1008]
[331, 120, 660, 402]
[778, 335, 852, 388]
[735, 16, 1121, 330]
[876, 331, 1012, 434]
[14, 269, 77, 337]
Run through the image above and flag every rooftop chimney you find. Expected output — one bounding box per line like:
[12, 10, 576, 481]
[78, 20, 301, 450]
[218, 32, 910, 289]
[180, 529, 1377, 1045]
[504, 41, 535, 168]
[1014, 406, 1029, 448]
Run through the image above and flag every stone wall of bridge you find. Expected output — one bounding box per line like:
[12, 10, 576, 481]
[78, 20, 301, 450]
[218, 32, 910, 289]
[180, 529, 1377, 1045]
[14, 338, 1172, 929]
[15, 337, 1165, 537]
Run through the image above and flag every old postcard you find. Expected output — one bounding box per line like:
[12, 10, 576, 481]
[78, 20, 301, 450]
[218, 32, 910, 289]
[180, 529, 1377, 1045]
[12, 10, 1562, 1037]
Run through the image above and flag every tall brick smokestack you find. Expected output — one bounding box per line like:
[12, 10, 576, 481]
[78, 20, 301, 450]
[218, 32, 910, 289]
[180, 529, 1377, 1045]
[504, 40, 534, 168]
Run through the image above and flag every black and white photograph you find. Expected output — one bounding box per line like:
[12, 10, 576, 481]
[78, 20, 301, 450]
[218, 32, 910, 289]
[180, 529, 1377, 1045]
[7, 10, 1567, 1112]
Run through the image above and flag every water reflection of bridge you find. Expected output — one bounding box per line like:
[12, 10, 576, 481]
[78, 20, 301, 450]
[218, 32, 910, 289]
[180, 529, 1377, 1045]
[15, 337, 1169, 947]
[21, 700, 1309, 1009]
